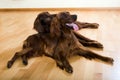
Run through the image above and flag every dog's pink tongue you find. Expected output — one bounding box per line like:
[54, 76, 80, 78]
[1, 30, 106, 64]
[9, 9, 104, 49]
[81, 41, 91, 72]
[66, 23, 79, 31]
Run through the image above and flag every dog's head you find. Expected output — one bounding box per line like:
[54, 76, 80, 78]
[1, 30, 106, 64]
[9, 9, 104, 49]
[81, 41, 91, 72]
[34, 12, 54, 33]
[49, 12, 79, 37]
[56, 12, 79, 31]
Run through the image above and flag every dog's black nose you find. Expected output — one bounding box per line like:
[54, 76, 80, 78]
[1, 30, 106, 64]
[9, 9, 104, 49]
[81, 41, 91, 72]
[71, 14, 77, 21]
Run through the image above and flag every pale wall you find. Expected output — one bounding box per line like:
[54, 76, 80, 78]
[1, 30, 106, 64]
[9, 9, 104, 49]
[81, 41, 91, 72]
[0, 0, 120, 8]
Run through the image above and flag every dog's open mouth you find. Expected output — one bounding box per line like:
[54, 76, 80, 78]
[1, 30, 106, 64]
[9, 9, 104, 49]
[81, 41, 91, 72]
[66, 23, 79, 31]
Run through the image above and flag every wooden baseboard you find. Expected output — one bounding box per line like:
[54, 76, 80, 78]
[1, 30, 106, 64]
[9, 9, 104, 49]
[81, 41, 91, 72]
[0, 8, 120, 11]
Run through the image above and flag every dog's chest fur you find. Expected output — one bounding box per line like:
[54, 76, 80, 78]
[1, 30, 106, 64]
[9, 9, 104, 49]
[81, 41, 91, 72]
[54, 29, 80, 57]
[42, 34, 58, 56]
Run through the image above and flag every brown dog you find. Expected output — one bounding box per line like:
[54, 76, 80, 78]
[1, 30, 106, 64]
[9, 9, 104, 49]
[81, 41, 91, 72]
[51, 12, 113, 73]
[34, 12, 103, 48]
[7, 12, 114, 74]
[7, 23, 59, 68]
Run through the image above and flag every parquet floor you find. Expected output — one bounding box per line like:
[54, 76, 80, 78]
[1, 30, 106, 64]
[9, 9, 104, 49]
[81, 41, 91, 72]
[0, 9, 120, 80]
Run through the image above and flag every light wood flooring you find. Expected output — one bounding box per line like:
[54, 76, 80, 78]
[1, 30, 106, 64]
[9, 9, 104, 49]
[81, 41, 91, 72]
[0, 9, 120, 80]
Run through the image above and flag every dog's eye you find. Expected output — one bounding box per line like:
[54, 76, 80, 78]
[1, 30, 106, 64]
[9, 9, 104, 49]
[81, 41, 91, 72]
[41, 20, 46, 25]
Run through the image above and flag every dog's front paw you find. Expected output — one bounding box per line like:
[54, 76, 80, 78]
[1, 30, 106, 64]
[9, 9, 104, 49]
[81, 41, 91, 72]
[7, 61, 13, 68]
[92, 23, 99, 28]
[57, 63, 64, 70]
[104, 57, 114, 65]
[91, 42, 103, 49]
[108, 58, 114, 65]
[22, 59, 28, 65]
[86, 23, 99, 29]
[65, 65, 73, 73]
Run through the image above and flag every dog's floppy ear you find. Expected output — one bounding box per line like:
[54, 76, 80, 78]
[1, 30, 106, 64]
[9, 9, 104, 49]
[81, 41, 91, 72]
[34, 15, 44, 33]
[33, 12, 51, 33]
[50, 17, 61, 37]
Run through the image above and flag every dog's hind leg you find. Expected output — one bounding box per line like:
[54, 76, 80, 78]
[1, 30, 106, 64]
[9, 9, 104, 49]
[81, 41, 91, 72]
[73, 31, 96, 42]
[73, 47, 114, 65]
[21, 54, 28, 65]
[73, 31, 103, 48]
[7, 48, 32, 68]
[75, 21, 99, 29]
[78, 39, 103, 49]
[81, 23, 99, 28]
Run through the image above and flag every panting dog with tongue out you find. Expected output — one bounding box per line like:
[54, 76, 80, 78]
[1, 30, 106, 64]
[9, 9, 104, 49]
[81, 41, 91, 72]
[7, 12, 114, 73]
[51, 12, 113, 73]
